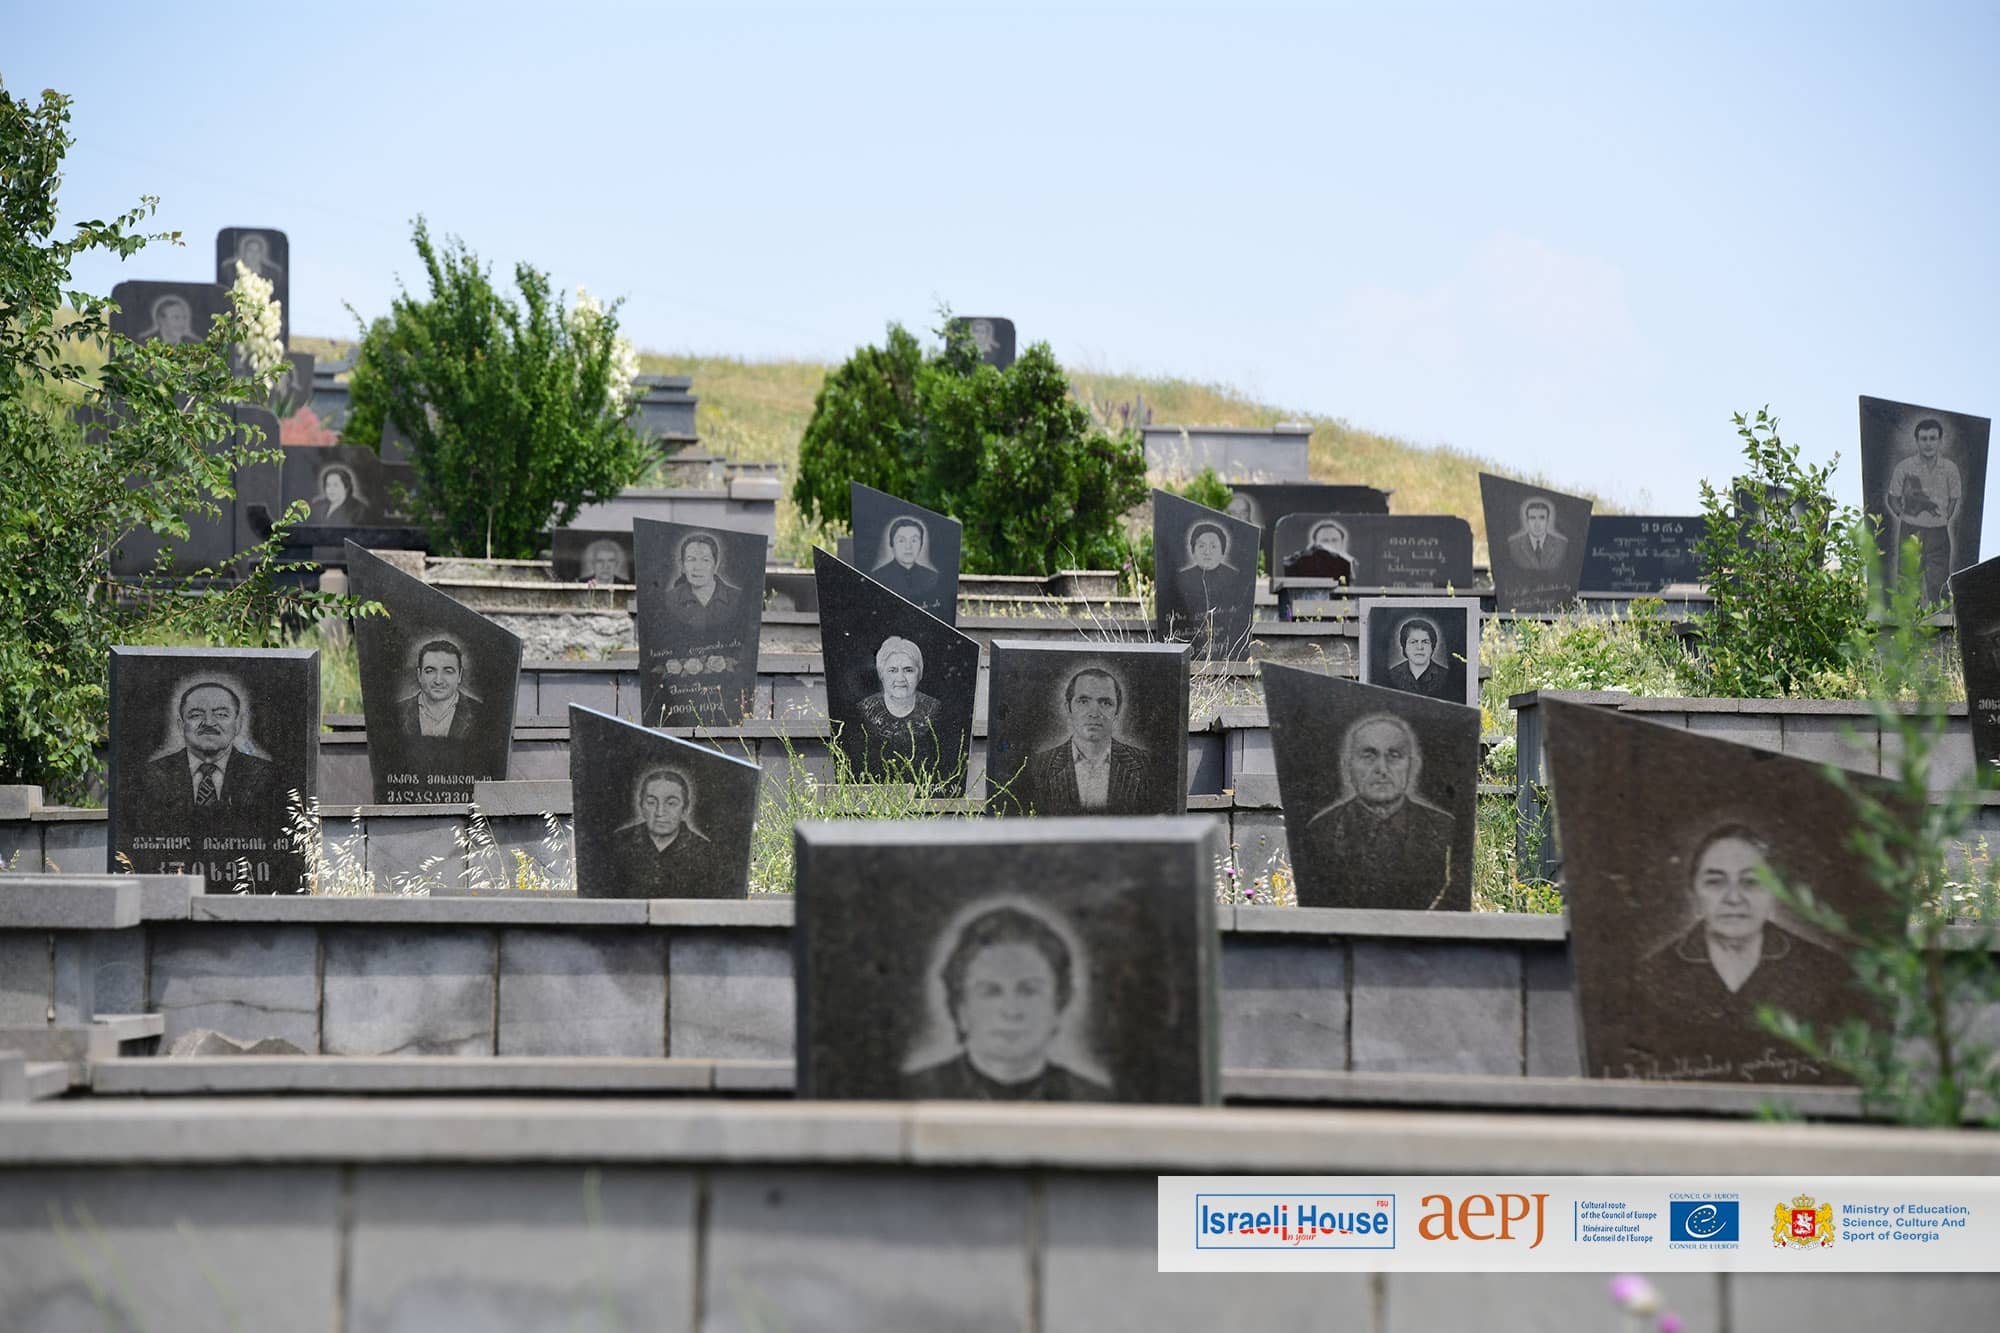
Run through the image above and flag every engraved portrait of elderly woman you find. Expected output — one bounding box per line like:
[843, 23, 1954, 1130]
[901, 903, 1112, 1101]
[857, 635, 941, 768]
[1634, 823, 1863, 1065]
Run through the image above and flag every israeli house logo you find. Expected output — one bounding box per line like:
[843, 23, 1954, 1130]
[1196, 1194, 1395, 1250]
[1670, 1200, 1740, 1243]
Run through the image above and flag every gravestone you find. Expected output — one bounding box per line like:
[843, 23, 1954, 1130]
[1950, 553, 2000, 772]
[1262, 665, 1478, 910]
[1581, 516, 1705, 593]
[569, 705, 759, 898]
[108, 405, 283, 576]
[1357, 597, 1481, 710]
[986, 641, 1189, 816]
[269, 350, 315, 421]
[814, 550, 978, 793]
[947, 315, 1016, 370]
[1151, 489, 1259, 660]
[1479, 473, 1593, 613]
[1859, 395, 1991, 606]
[215, 227, 290, 346]
[348, 541, 522, 803]
[1227, 483, 1392, 570]
[282, 445, 396, 528]
[1272, 514, 1476, 588]
[109, 280, 226, 346]
[793, 816, 1222, 1103]
[849, 483, 961, 624]
[1544, 700, 1889, 1084]
[634, 518, 768, 727]
[108, 646, 318, 894]
[551, 529, 635, 584]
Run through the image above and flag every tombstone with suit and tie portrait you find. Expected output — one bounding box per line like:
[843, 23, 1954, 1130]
[850, 483, 961, 624]
[1479, 473, 1593, 613]
[986, 641, 1189, 817]
[109, 647, 319, 894]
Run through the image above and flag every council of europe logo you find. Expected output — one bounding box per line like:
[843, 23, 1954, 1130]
[1669, 1201, 1739, 1243]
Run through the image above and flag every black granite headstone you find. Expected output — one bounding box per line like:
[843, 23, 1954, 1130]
[108, 646, 318, 894]
[1580, 516, 1706, 593]
[568, 705, 759, 899]
[551, 529, 635, 584]
[269, 350, 315, 420]
[947, 316, 1017, 370]
[109, 405, 283, 576]
[348, 541, 522, 803]
[1151, 489, 1259, 660]
[1479, 473, 1593, 613]
[813, 550, 978, 793]
[849, 483, 961, 625]
[1950, 553, 2000, 772]
[1272, 514, 1476, 588]
[1357, 597, 1481, 710]
[1544, 700, 1889, 1084]
[1859, 395, 1991, 606]
[793, 816, 1222, 1103]
[1262, 665, 1478, 911]
[215, 227, 290, 346]
[986, 641, 1189, 816]
[1227, 483, 1393, 570]
[109, 280, 226, 346]
[634, 518, 768, 727]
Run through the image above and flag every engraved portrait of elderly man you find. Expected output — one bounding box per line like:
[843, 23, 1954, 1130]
[857, 635, 943, 769]
[1022, 666, 1157, 816]
[666, 531, 741, 631]
[901, 904, 1112, 1101]
[394, 639, 489, 740]
[869, 515, 941, 611]
[1297, 712, 1454, 908]
[1633, 822, 1863, 1064]
[606, 767, 716, 896]
[1384, 616, 1460, 701]
[1506, 496, 1569, 572]
[138, 679, 283, 828]
[582, 538, 631, 584]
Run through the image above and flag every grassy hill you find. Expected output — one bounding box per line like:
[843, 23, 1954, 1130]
[298, 337, 1601, 562]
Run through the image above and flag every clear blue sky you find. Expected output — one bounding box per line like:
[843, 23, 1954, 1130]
[11, 1, 1998, 523]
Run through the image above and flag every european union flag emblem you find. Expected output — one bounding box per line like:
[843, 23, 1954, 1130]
[1670, 1200, 1739, 1242]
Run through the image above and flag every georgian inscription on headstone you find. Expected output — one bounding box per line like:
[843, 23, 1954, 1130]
[1151, 489, 1258, 660]
[1228, 483, 1392, 570]
[109, 405, 283, 576]
[1950, 554, 2000, 772]
[1580, 515, 1705, 593]
[986, 641, 1189, 816]
[551, 529, 635, 584]
[1544, 701, 1889, 1084]
[1262, 665, 1478, 910]
[348, 541, 522, 803]
[814, 550, 978, 793]
[215, 227, 290, 346]
[1479, 472, 1593, 613]
[1860, 395, 1991, 606]
[634, 518, 768, 727]
[109, 280, 226, 346]
[1357, 597, 1481, 710]
[569, 705, 759, 899]
[849, 483, 961, 625]
[1272, 514, 1476, 588]
[793, 816, 1222, 1102]
[947, 316, 1017, 370]
[108, 647, 318, 894]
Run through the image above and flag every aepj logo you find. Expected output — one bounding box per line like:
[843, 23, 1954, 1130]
[1670, 1201, 1740, 1242]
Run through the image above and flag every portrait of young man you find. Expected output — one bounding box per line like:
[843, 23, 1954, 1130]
[395, 638, 488, 741]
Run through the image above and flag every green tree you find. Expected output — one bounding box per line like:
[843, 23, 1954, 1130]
[0, 82, 360, 802]
[1685, 408, 1869, 696]
[792, 319, 1147, 575]
[345, 220, 648, 558]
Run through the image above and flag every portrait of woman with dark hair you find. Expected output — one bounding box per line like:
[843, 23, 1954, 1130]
[869, 515, 942, 611]
[900, 905, 1111, 1101]
[310, 464, 370, 526]
[666, 531, 741, 631]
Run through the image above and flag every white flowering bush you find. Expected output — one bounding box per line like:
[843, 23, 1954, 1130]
[573, 286, 640, 411]
[229, 259, 284, 377]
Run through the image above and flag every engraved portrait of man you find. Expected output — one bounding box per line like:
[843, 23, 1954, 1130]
[140, 294, 198, 345]
[394, 638, 490, 740]
[900, 903, 1112, 1101]
[1020, 666, 1158, 815]
[606, 767, 716, 896]
[582, 538, 631, 584]
[1506, 497, 1568, 571]
[869, 515, 940, 608]
[138, 679, 283, 830]
[227, 231, 285, 283]
[1884, 417, 1961, 604]
[1297, 712, 1454, 908]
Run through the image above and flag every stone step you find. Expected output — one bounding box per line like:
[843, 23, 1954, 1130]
[25, 1061, 71, 1101]
[0, 1013, 166, 1076]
